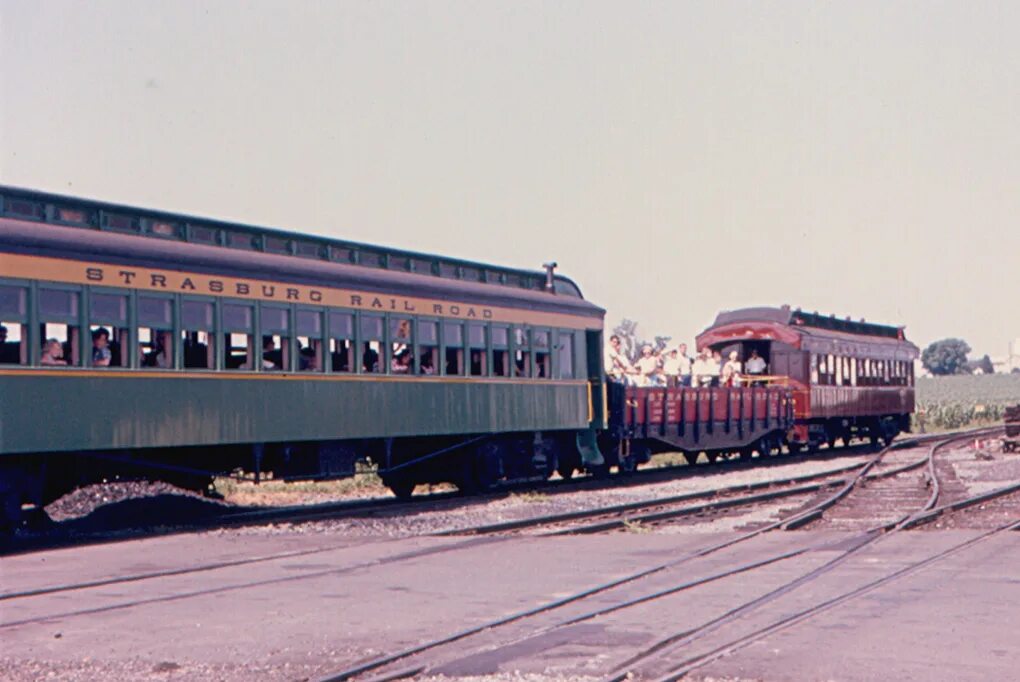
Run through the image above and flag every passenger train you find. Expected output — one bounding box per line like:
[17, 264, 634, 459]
[0, 186, 917, 528]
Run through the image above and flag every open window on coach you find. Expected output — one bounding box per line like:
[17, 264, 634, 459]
[138, 295, 174, 369]
[261, 305, 290, 371]
[417, 319, 438, 375]
[89, 290, 129, 368]
[296, 309, 323, 372]
[181, 299, 216, 369]
[222, 301, 254, 370]
[390, 317, 413, 374]
[492, 325, 510, 377]
[0, 283, 28, 365]
[360, 314, 384, 373]
[468, 323, 487, 376]
[329, 311, 354, 372]
[38, 287, 81, 366]
[514, 327, 530, 377]
[444, 321, 464, 375]
[533, 330, 551, 378]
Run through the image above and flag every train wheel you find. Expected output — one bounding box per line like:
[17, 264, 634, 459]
[556, 461, 575, 480]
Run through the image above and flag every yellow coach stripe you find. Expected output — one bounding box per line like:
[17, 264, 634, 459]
[0, 251, 602, 330]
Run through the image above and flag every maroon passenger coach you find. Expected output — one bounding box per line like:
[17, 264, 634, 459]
[696, 306, 918, 451]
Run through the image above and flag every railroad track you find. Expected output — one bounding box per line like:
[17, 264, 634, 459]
[0, 455, 875, 604]
[311, 427, 1009, 682]
[4, 437, 890, 555]
[5, 427, 1006, 669]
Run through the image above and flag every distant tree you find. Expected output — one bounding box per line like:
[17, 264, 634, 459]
[612, 318, 670, 363]
[921, 338, 972, 376]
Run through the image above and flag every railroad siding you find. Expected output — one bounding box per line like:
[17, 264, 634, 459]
[0, 375, 589, 453]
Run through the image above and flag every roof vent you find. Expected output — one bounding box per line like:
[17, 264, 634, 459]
[542, 262, 558, 293]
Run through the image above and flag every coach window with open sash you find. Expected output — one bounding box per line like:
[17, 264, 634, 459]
[533, 330, 551, 378]
[0, 283, 29, 365]
[417, 319, 438, 375]
[360, 314, 384, 373]
[296, 308, 324, 372]
[88, 290, 130, 368]
[513, 327, 530, 377]
[222, 301, 254, 370]
[390, 317, 414, 374]
[181, 298, 216, 370]
[38, 287, 81, 366]
[261, 304, 291, 371]
[468, 323, 487, 376]
[138, 295, 175, 369]
[491, 325, 510, 377]
[443, 321, 464, 376]
[329, 311, 354, 372]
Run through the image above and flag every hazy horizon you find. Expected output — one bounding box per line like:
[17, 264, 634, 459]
[2, 1, 1018, 358]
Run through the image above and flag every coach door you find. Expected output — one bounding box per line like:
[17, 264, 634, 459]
[586, 330, 606, 428]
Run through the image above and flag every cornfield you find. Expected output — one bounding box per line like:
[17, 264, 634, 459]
[915, 374, 1020, 430]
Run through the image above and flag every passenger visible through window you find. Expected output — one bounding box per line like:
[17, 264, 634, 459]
[468, 323, 487, 376]
[360, 314, 383, 373]
[138, 296, 174, 368]
[418, 320, 438, 375]
[222, 302, 253, 370]
[444, 321, 463, 375]
[533, 330, 550, 378]
[296, 309, 323, 372]
[390, 318, 413, 374]
[329, 311, 354, 372]
[0, 322, 26, 364]
[182, 299, 216, 369]
[514, 328, 530, 377]
[492, 326, 509, 377]
[0, 285, 27, 365]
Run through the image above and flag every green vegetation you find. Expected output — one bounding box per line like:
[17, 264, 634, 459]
[915, 374, 1020, 430]
[920, 338, 972, 376]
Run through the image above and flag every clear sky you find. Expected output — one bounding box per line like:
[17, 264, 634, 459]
[2, 1, 1017, 357]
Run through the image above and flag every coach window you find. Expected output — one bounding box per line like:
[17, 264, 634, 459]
[261, 305, 290, 371]
[89, 291, 129, 368]
[834, 355, 844, 386]
[556, 332, 575, 379]
[222, 301, 254, 370]
[329, 311, 354, 372]
[296, 309, 324, 372]
[533, 330, 551, 378]
[0, 284, 28, 365]
[849, 358, 858, 386]
[443, 321, 464, 375]
[513, 327, 530, 377]
[181, 299, 216, 370]
[418, 319, 438, 375]
[815, 354, 826, 385]
[492, 325, 510, 377]
[468, 323, 487, 376]
[360, 314, 384, 373]
[38, 287, 81, 366]
[138, 295, 175, 369]
[810, 354, 819, 384]
[390, 317, 414, 374]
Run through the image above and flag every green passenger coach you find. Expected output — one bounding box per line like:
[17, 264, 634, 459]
[0, 186, 607, 526]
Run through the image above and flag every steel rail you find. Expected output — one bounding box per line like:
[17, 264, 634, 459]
[654, 518, 1020, 681]
[314, 433, 952, 682]
[344, 429, 1001, 682]
[604, 430, 993, 682]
